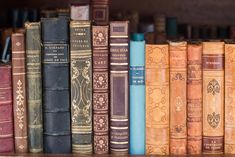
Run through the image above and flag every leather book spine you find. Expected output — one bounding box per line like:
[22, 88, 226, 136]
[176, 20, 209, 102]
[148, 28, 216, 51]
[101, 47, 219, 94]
[92, 25, 109, 154]
[70, 21, 92, 154]
[11, 33, 28, 153]
[129, 35, 145, 155]
[169, 41, 187, 155]
[187, 43, 202, 154]
[202, 42, 224, 154]
[225, 43, 235, 154]
[0, 64, 14, 153]
[25, 22, 43, 153]
[41, 17, 71, 154]
[146, 44, 169, 155]
[110, 21, 129, 154]
[91, 0, 109, 25]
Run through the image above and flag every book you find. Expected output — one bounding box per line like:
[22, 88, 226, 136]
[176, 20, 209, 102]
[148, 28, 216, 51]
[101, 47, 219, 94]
[146, 44, 169, 155]
[129, 33, 145, 155]
[91, 0, 109, 25]
[169, 41, 187, 155]
[187, 43, 202, 154]
[110, 21, 129, 154]
[0, 63, 14, 153]
[202, 42, 224, 154]
[92, 25, 109, 154]
[225, 43, 235, 153]
[70, 0, 90, 20]
[12, 33, 28, 153]
[166, 17, 178, 40]
[70, 21, 92, 154]
[41, 17, 71, 153]
[25, 22, 43, 153]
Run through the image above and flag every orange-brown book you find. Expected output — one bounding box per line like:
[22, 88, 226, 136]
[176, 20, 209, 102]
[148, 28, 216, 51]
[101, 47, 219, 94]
[146, 44, 169, 155]
[202, 42, 224, 154]
[225, 43, 235, 154]
[187, 43, 202, 154]
[169, 41, 187, 155]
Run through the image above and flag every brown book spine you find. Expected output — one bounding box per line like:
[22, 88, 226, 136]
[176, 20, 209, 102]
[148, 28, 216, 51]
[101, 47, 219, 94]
[92, 25, 109, 154]
[225, 43, 235, 153]
[12, 33, 28, 153]
[145, 44, 169, 155]
[187, 43, 202, 154]
[92, 0, 109, 25]
[202, 42, 224, 154]
[169, 41, 187, 155]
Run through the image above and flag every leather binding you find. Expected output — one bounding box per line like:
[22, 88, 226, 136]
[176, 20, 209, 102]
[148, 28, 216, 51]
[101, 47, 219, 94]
[187, 43, 202, 154]
[202, 42, 224, 154]
[146, 44, 169, 155]
[0, 64, 14, 153]
[129, 33, 145, 155]
[41, 17, 71, 153]
[25, 22, 43, 153]
[70, 21, 92, 154]
[70, 0, 90, 21]
[154, 15, 166, 43]
[12, 33, 28, 153]
[91, 0, 109, 25]
[225, 43, 235, 153]
[169, 41, 187, 155]
[92, 25, 109, 154]
[110, 21, 129, 154]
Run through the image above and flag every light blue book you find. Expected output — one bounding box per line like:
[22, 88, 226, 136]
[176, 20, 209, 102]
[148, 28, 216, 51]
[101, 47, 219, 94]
[129, 33, 145, 154]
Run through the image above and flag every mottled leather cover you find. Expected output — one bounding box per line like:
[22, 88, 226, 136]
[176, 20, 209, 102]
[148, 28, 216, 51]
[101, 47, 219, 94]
[110, 21, 129, 154]
[70, 21, 92, 154]
[169, 41, 187, 155]
[202, 42, 224, 154]
[91, 0, 109, 25]
[25, 22, 43, 153]
[187, 43, 202, 154]
[41, 17, 71, 154]
[92, 25, 109, 154]
[0, 64, 14, 153]
[146, 44, 169, 155]
[12, 33, 28, 153]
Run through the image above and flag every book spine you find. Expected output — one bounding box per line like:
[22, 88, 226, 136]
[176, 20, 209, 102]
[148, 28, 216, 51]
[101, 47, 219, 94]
[129, 36, 145, 154]
[92, 25, 109, 154]
[25, 22, 43, 153]
[110, 21, 129, 154]
[70, 4, 90, 20]
[202, 42, 224, 154]
[169, 41, 187, 155]
[187, 43, 202, 154]
[91, 0, 109, 25]
[145, 44, 169, 155]
[41, 17, 71, 153]
[70, 21, 92, 154]
[12, 33, 28, 153]
[0, 64, 14, 153]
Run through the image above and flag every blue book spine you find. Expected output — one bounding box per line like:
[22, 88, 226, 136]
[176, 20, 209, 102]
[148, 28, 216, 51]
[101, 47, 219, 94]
[129, 36, 145, 154]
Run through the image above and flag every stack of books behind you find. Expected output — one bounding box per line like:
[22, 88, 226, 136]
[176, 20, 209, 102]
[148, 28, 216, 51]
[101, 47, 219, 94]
[1, 0, 235, 156]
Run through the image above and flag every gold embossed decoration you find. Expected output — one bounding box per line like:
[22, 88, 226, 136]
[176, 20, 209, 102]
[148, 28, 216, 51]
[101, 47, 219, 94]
[207, 112, 220, 128]
[16, 80, 25, 129]
[207, 79, 220, 95]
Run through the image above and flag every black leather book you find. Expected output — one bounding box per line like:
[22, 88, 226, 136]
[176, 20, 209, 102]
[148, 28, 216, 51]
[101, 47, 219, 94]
[41, 17, 71, 153]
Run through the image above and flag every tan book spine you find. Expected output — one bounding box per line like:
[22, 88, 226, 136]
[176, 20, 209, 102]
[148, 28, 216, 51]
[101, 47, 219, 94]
[202, 42, 224, 154]
[187, 43, 202, 154]
[146, 44, 169, 155]
[169, 41, 187, 155]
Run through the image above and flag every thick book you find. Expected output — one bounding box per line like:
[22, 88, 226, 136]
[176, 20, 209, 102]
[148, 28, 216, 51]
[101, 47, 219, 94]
[146, 44, 169, 155]
[12, 33, 28, 153]
[92, 25, 109, 154]
[25, 22, 43, 153]
[202, 42, 224, 154]
[70, 21, 92, 154]
[187, 43, 202, 154]
[110, 21, 129, 154]
[0, 64, 14, 153]
[169, 41, 187, 155]
[91, 0, 109, 25]
[129, 33, 145, 155]
[225, 43, 235, 154]
[41, 17, 71, 153]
